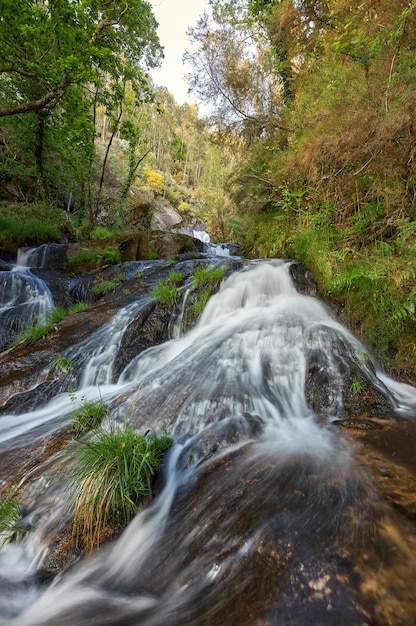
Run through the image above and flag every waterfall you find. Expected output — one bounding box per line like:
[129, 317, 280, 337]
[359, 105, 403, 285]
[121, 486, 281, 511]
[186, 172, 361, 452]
[1, 260, 416, 625]
[17, 244, 68, 270]
[0, 268, 54, 350]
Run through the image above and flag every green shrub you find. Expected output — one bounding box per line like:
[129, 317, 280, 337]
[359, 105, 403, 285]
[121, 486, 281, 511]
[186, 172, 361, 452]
[98, 248, 121, 266]
[0, 216, 62, 246]
[68, 424, 173, 549]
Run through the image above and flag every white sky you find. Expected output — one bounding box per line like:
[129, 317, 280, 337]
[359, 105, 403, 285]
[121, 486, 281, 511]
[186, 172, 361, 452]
[149, 0, 211, 106]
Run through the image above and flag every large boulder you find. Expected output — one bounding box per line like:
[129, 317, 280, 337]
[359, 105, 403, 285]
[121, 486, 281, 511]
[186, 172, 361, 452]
[151, 200, 183, 230]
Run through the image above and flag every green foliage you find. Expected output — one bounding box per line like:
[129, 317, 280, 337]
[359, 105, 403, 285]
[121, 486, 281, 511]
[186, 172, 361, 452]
[99, 248, 122, 266]
[68, 247, 121, 270]
[168, 271, 184, 285]
[193, 266, 226, 288]
[0, 0, 161, 216]
[50, 356, 75, 374]
[91, 227, 116, 239]
[150, 270, 185, 305]
[350, 378, 364, 396]
[151, 281, 180, 306]
[68, 424, 173, 549]
[70, 396, 108, 437]
[0, 492, 26, 547]
[11, 302, 91, 346]
[0, 216, 62, 247]
[190, 289, 211, 317]
[68, 302, 91, 314]
[92, 273, 127, 298]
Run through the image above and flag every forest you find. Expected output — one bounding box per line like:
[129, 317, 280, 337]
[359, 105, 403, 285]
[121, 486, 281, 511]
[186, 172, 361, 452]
[0, 0, 415, 377]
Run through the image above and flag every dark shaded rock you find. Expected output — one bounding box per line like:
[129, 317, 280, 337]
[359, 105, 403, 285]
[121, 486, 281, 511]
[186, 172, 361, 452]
[0, 259, 12, 271]
[305, 324, 393, 420]
[289, 260, 318, 296]
[149, 231, 203, 258]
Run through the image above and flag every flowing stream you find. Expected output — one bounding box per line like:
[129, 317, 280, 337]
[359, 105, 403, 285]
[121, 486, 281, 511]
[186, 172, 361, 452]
[0, 258, 416, 624]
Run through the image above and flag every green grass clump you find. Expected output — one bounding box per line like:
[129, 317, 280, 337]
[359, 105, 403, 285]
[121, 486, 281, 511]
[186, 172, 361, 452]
[193, 266, 226, 288]
[69, 424, 173, 549]
[51, 355, 75, 374]
[0, 494, 25, 547]
[151, 281, 180, 306]
[70, 396, 108, 437]
[191, 289, 211, 318]
[92, 273, 127, 298]
[98, 248, 121, 266]
[11, 302, 91, 347]
[11, 322, 52, 345]
[150, 271, 185, 306]
[168, 271, 184, 285]
[68, 302, 91, 314]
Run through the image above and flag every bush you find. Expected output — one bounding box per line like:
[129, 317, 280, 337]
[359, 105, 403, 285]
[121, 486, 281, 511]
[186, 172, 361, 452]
[144, 169, 164, 195]
[68, 424, 173, 549]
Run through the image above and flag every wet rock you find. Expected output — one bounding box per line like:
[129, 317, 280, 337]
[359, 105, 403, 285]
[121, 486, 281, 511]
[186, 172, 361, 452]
[0, 259, 12, 271]
[289, 260, 318, 296]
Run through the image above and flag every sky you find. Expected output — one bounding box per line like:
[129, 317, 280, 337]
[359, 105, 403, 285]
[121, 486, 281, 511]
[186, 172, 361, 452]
[149, 0, 211, 106]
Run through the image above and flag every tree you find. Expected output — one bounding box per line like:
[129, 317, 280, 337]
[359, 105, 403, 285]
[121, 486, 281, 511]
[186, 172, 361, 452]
[184, 2, 286, 141]
[0, 0, 162, 217]
[0, 0, 161, 118]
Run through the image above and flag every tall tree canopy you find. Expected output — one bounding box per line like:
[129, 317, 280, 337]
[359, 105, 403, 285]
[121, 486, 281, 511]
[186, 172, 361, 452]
[0, 0, 162, 117]
[184, 1, 285, 141]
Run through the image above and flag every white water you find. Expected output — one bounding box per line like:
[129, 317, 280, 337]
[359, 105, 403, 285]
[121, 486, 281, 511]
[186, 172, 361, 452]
[1, 259, 416, 624]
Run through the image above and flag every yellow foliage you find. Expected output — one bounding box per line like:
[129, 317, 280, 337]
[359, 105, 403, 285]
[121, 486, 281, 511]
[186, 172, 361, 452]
[144, 169, 164, 195]
[177, 202, 189, 213]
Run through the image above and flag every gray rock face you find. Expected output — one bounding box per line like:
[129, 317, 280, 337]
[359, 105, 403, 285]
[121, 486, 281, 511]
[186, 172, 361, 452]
[150, 200, 183, 230]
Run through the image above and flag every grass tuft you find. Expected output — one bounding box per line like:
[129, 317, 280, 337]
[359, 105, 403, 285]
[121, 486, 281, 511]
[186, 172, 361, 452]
[68, 424, 173, 550]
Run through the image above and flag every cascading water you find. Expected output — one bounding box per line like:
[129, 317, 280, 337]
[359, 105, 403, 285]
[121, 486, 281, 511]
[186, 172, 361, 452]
[0, 253, 55, 351]
[1, 260, 416, 625]
[192, 229, 231, 257]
